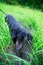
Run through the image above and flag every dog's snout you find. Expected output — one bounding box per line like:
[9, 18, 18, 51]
[16, 40, 22, 51]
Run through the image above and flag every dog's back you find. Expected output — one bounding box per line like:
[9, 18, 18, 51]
[5, 15, 19, 30]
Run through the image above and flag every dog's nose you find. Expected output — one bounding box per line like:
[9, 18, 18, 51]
[16, 45, 20, 51]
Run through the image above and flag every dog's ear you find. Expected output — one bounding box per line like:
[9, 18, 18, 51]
[27, 32, 33, 41]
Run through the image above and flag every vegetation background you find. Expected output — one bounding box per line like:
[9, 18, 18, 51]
[0, 0, 43, 65]
[0, 0, 43, 11]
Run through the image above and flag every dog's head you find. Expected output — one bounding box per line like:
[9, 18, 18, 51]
[16, 31, 26, 51]
[16, 31, 33, 51]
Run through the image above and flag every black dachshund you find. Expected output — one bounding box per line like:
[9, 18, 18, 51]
[0, 9, 33, 51]
[5, 15, 33, 51]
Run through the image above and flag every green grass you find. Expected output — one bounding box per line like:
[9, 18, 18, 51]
[0, 2, 43, 65]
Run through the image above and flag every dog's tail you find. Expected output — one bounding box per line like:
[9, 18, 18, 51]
[0, 9, 7, 15]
